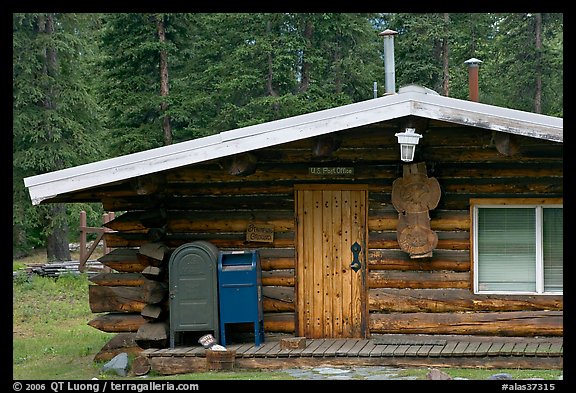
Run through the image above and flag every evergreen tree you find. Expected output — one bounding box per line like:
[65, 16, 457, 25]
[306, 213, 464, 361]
[98, 13, 194, 155]
[13, 13, 105, 259]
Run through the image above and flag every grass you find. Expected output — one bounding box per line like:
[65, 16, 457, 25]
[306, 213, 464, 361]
[13, 249, 563, 381]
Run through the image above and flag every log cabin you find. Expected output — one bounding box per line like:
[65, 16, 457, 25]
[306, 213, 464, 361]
[24, 82, 563, 368]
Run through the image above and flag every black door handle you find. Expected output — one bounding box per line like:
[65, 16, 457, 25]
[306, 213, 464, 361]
[350, 241, 362, 272]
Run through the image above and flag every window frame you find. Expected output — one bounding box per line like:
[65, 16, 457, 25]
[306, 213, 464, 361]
[470, 198, 563, 296]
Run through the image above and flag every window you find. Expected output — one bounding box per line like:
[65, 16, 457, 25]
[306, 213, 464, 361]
[471, 199, 562, 295]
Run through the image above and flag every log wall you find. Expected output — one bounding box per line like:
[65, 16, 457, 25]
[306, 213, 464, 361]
[87, 122, 563, 348]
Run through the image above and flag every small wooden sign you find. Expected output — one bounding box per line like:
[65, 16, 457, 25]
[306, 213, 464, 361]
[246, 223, 274, 243]
[309, 167, 354, 176]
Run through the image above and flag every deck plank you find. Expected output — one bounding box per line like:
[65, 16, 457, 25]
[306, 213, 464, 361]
[499, 342, 515, 356]
[548, 343, 563, 356]
[417, 344, 434, 357]
[346, 339, 369, 356]
[404, 345, 421, 357]
[393, 344, 410, 357]
[511, 342, 528, 356]
[440, 341, 458, 356]
[301, 339, 325, 357]
[487, 342, 504, 356]
[524, 343, 539, 356]
[369, 344, 385, 357]
[463, 342, 480, 356]
[336, 339, 359, 356]
[358, 340, 376, 357]
[238, 343, 258, 357]
[381, 344, 398, 357]
[452, 341, 470, 356]
[254, 342, 279, 357]
[475, 342, 492, 357]
[535, 343, 551, 357]
[325, 339, 347, 356]
[428, 345, 444, 357]
[313, 339, 338, 357]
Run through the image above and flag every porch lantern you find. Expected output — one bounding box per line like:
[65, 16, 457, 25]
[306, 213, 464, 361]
[395, 127, 422, 162]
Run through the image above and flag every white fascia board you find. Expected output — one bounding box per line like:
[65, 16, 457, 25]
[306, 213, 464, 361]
[411, 94, 563, 142]
[24, 94, 414, 205]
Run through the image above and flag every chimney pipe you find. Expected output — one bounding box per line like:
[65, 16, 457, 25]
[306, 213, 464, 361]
[464, 58, 482, 102]
[379, 29, 398, 95]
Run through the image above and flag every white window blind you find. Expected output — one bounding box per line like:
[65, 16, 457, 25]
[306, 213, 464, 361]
[474, 204, 562, 294]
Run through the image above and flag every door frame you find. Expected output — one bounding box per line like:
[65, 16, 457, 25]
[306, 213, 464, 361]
[294, 184, 369, 338]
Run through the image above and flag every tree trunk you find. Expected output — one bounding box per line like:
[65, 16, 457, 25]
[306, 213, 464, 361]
[37, 14, 71, 262]
[156, 14, 172, 146]
[534, 13, 542, 114]
[442, 13, 450, 97]
[46, 204, 71, 262]
[298, 18, 313, 93]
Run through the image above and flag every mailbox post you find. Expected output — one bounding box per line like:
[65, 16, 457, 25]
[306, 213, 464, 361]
[217, 250, 265, 346]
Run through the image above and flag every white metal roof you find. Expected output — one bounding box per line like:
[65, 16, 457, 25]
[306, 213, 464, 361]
[24, 85, 563, 205]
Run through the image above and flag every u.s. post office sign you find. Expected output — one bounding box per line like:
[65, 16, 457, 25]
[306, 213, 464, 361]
[246, 223, 274, 243]
[309, 167, 354, 176]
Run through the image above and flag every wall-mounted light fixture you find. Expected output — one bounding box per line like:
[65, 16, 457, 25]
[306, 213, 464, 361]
[395, 127, 422, 162]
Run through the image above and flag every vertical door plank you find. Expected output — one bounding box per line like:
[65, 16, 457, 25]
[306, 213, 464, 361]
[322, 191, 333, 337]
[331, 191, 343, 337]
[341, 190, 353, 336]
[312, 190, 324, 338]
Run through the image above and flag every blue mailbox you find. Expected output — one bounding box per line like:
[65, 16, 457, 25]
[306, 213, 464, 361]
[217, 250, 264, 347]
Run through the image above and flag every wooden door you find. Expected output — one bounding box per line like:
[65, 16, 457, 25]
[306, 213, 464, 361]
[295, 184, 368, 338]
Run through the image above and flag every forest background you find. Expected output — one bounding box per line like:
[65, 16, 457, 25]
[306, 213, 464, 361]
[12, 13, 564, 261]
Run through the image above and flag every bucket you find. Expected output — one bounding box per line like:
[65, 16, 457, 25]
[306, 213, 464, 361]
[206, 349, 236, 371]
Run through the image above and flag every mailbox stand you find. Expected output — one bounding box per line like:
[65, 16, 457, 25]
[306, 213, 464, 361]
[217, 250, 265, 346]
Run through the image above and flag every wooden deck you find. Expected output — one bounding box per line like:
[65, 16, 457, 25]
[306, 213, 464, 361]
[142, 334, 563, 375]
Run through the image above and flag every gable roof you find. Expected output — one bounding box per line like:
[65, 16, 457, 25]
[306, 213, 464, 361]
[24, 85, 563, 205]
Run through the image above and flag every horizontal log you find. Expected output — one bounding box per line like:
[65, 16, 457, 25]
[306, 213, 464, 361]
[93, 333, 143, 362]
[88, 313, 147, 333]
[148, 356, 207, 375]
[369, 311, 563, 336]
[89, 286, 147, 313]
[260, 257, 294, 271]
[432, 163, 563, 178]
[167, 210, 294, 232]
[138, 242, 170, 262]
[368, 231, 469, 250]
[98, 248, 150, 273]
[263, 298, 295, 312]
[441, 179, 562, 194]
[135, 321, 169, 349]
[263, 312, 295, 333]
[263, 286, 295, 312]
[104, 208, 167, 231]
[438, 192, 563, 210]
[421, 145, 562, 163]
[369, 288, 563, 313]
[368, 270, 470, 289]
[89, 281, 168, 313]
[89, 272, 146, 286]
[104, 232, 295, 249]
[141, 304, 165, 320]
[368, 210, 470, 231]
[262, 270, 294, 287]
[368, 249, 470, 271]
[259, 248, 296, 270]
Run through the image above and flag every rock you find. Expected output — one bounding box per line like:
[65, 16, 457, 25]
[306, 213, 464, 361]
[487, 373, 513, 380]
[101, 352, 129, 377]
[426, 368, 452, 380]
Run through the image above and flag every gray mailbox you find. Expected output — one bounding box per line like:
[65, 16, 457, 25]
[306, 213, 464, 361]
[168, 241, 219, 348]
[217, 250, 264, 346]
